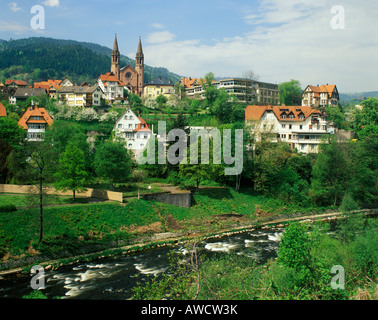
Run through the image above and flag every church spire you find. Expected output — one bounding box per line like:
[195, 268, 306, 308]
[113, 34, 119, 52]
[136, 36, 143, 58]
[111, 34, 120, 79]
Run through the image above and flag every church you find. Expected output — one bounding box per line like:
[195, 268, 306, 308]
[111, 35, 144, 97]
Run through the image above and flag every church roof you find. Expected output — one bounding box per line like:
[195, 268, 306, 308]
[113, 34, 119, 52]
[136, 37, 143, 57]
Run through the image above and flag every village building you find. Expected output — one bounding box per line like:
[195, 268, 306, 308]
[34, 79, 63, 99]
[5, 79, 28, 89]
[245, 105, 334, 154]
[97, 72, 125, 104]
[59, 85, 104, 107]
[9, 88, 47, 105]
[0, 102, 7, 117]
[111, 35, 144, 97]
[302, 84, 339, 107]
[113, 108, 153, 158]
[18, 104, 53, 141]
[180, 77, 279, 104]
[143, 78, 175, 98]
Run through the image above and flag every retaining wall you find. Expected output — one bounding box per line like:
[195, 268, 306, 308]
[143, 192, 192, 208]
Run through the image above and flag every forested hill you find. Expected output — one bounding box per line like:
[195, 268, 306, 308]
[0, 37, 181, 85]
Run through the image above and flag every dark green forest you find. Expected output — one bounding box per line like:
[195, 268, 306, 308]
[0, 37, 181, 85]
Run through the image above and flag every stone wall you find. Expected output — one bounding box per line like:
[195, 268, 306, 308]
[143, 192, 192, 208]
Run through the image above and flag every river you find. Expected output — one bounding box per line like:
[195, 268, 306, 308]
[0, 227, 284, 300]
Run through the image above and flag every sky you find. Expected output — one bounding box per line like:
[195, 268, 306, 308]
[0, 0, 377, 93]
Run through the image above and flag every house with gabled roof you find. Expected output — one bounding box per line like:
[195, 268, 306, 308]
[113, 108, 153, 158]
[144, 78, 175, 98]
[9, 88, 47, 105]
[18, 104, 53, 141]
[97, 72, 125, 104]
[245, 105, 334, 154]
[0, 102, 7, 117]
[34, 79, 63, 99]
[5, 79, 27, 88]
[302, 84, 339, 107]
[59, 85, 104, 107]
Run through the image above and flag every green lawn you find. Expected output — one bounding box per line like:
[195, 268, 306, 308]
[0, 193, 88, 207]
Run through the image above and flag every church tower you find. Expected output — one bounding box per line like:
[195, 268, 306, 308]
[135, 37, 144, 96]
[111, 34, 120, 79]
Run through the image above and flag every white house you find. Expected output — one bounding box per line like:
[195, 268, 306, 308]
[18, 104, 53, 141]
[113, 108, 153, 158]
[245, 105, 334, 154]
[97, 72, 125, 104]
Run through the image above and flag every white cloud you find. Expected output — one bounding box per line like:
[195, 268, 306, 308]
[42, 0, 60, 7]
[144, 0, 378, 92]
[146, 30, 175, 44]
[151, 23, 166, 29]
[8, 2, 21, 12]
[0, 21, 29, 33]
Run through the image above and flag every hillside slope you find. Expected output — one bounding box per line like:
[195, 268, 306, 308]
[0, 37, 181, 85]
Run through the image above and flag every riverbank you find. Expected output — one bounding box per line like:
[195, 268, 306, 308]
[1, 208, 375, 278]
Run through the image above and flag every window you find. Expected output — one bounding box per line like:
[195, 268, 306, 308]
[282, 124, 286, 128]
[118, 124, 122, 128]
[281, 113, 287, 119]
[300, 125, 303, 130]
[288, 113, 294, 119]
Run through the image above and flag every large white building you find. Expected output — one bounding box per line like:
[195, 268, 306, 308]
[180, 77, 279, 104]
[113, 108, 153, 158]
[245, 105, 334, 154]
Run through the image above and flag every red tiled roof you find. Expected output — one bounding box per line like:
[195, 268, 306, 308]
[34, 79, 62, 92]
[5, 79, 27, 86]
[182, 77, 209, 89]
[306, 84, 337, 98]
[134, 116, 151, 132]
[245, 105, 321, 122]
[0, 102, 6, 117]
[18, 106, 53, 129]
[99, 72, 125, 87]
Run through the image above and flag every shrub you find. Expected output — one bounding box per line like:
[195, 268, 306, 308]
[0, 204, 17, 213]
